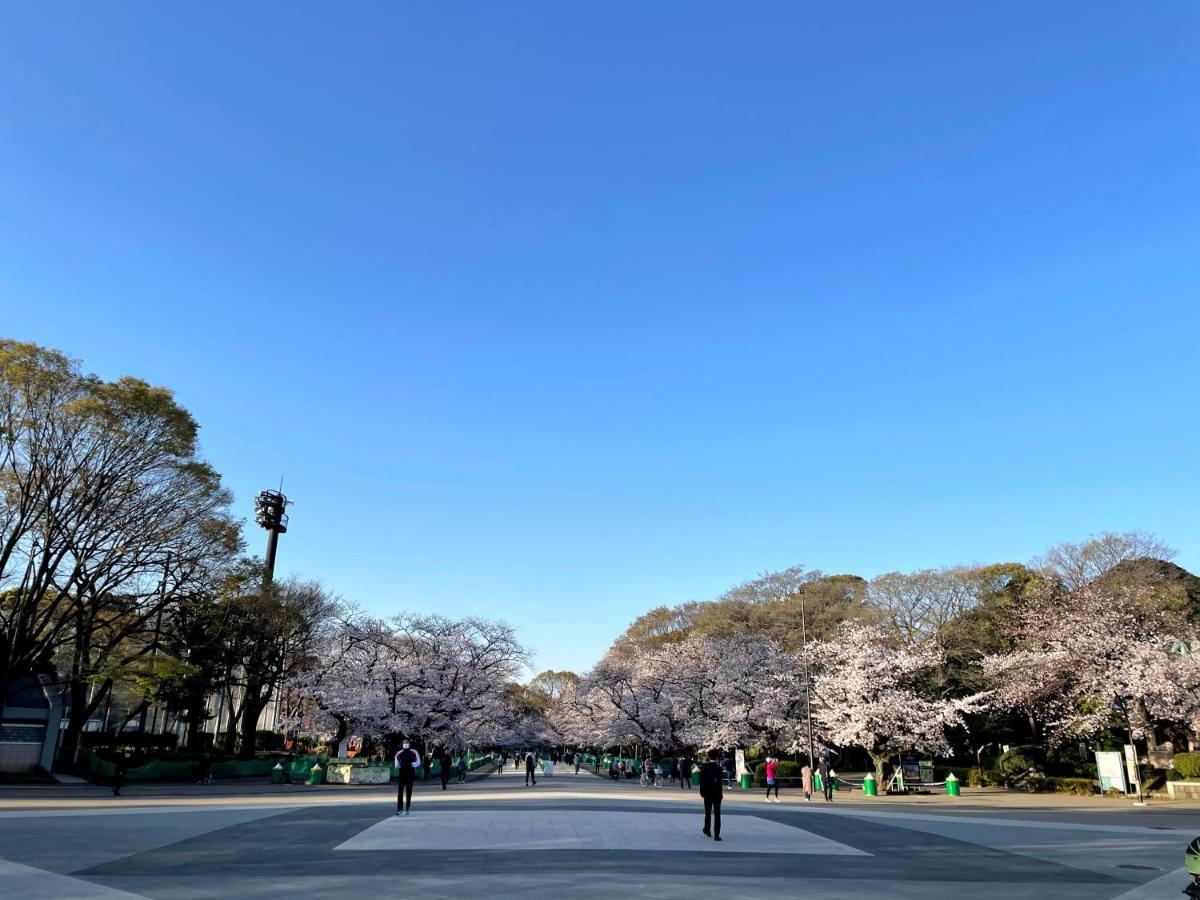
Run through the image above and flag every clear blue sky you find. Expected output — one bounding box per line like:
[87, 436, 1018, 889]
[2, 2, 1197, 674]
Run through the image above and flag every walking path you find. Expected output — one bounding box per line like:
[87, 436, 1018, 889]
[0, 766, 1193, 898]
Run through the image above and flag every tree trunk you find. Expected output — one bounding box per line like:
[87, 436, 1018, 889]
[221, 683, 242, 755]
[118, 700, 150, 735]
[331, 715, 348, 750]
[239, 681, 266, 760]
[868, 751, 886, 786]
[58, 678, 112, 766]
[183, 684, 212, 751]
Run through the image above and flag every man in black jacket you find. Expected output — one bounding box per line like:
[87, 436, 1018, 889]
[395, 741, 421, 816]
[525, 751, 538, 786]
[698, 750, 723, 841]
[440, 749, 453, 790]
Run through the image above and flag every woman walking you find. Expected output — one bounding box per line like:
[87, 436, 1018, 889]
[801, 762, 813, 802]
[764, 756, 780, 803]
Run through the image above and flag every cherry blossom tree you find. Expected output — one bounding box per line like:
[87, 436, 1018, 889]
[981, 584, 1200, 747]
[809, 623, 986, 782]
[288, 613, 529, 750]
[554, 633, 811, 755]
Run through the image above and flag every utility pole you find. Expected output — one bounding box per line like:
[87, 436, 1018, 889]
[799, 588, 817, 770]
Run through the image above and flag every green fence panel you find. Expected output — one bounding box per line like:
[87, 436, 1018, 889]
[129, 759, 199, 781]
[211, 758, 276, 779]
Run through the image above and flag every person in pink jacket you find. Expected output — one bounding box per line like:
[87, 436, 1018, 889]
[764, 756, 781, 803]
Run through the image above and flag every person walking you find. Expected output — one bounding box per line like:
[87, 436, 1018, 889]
[112, 752, 128, 797]
[765, 756, 780, 803]
[679, 755, 692, 790]
[574, 755, 582, 775]
[801, 762, 813, 802]
[439, 749, 453, 790]
[698, 750, 723, 841]
[819, 758, 833, 803]
[395, 741, 421, 816]
[525, 751, 537, 786]
[457, 756, 468, 783]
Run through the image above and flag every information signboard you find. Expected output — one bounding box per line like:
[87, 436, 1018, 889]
[1095, 750, 1126, 793]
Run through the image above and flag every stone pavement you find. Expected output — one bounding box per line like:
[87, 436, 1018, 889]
[0, 765, 1194, 898]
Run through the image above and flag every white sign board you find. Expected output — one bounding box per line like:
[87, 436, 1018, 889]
[735, 749, 749, 777]
[1124, 744, 1140, 789]
[1095, 750, 1126, 794]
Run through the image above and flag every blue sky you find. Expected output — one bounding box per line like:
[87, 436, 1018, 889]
[1, 2, 1197, 674]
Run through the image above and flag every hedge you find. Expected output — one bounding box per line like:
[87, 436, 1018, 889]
[1174, 752, 1200, 779]
[753, 761, 806, 786]
[1037, 776, 1097, 796]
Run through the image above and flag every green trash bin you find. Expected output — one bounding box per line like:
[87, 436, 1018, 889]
[271, 762, 285, 785]
[813, 772, 823, 792]
[863, 773, 877, 796]
[739, 773, 752, 790]
[946, 773, 960, 797]
[307, 763, 324, 785]
[691, 768, 700, 786]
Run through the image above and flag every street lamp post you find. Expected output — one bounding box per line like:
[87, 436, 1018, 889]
[1114, 699, 1146, 807]
[798, 589, 817, 770]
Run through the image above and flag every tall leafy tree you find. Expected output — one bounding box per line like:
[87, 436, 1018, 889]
[0, 340, 239, 759]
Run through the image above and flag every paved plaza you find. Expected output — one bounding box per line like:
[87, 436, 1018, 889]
[0, 765, 1195, 899]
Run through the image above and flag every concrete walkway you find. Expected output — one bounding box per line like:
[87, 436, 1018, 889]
[0, 766, 1193, 898]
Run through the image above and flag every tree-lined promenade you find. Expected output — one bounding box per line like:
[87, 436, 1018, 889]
[2, 339, 1199, 799]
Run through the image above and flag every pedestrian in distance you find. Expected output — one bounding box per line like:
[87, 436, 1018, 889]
[195, 754, 213, 786]
[801, 762, 813, 802]
[819, 758, 833, 802]
[395, 740, 421, 816]
[440, 749, 453, 790]
[112, 752, 128, 797]
[699, 750, 723, 841]
[765, 756, 780, 803]
[679, 756, 692, 790]
[574, 756, 582, 775]
[525, 751, 537, 786]
[457, 756, 468, 783]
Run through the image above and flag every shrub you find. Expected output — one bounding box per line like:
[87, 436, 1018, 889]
[753, 761, 806, 786]
[1173, 752, 1200, 779]
[255, 730, 286, 752]
[1039, 777, 1097, 796]
[997, 746, 1044, 785]
[934, 766, 979, 786]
